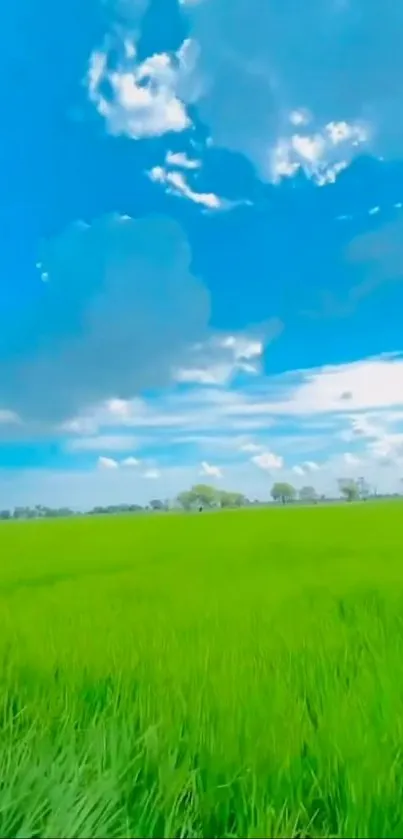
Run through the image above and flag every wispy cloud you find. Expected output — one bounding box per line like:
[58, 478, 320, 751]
[52, 352, 403, 507]
[66, 435, 138, 452]
[200, 460, 223, 478]
[148, 165, 224, 209]
[0, 410, 20, 425]
[64, 355, 403, 456]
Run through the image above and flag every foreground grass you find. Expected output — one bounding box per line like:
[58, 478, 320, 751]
[1, 504, 403, 837]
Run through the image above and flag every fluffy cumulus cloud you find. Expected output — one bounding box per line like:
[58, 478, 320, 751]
[178, 0, 403, 181]
[90, 0, 403, 186]
[0, 214, 210, 425]
[251, 451, 284, 472]
[270, 118, 367, 186]
[87, 36, 195, 139]
[98, 453, 159, 475]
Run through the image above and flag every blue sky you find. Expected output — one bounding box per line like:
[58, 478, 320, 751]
[2, 0, 403, 508]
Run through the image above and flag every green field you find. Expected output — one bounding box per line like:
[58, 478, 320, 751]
[1, 503, 403, 838]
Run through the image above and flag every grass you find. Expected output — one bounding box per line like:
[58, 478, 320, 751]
[1, 503, 403, 837]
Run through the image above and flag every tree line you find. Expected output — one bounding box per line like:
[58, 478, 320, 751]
[177, 477, 379, 509]
[0, 478, 386, 521]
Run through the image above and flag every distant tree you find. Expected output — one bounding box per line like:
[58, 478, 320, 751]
[13, 506, 30, 519]
[271, 482, 296, 504]
[176, 490, 195, 511]
[177, 484, 247, 510]
[150, 499, 165, 512]
[0, 510, 10, 520]
[299, 485, 318, 503]
[218, 490, 246, 509]
[338, 478, 360, 502]
[176, 484, 219, 510]
[191, 484, 220, 508]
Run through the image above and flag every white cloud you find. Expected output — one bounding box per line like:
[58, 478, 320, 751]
[303, 460, 320, 472]
[63, 355, 403, 466]
[291, 355, 403, 415]
[3, 448, 403, 512]
[252, 451, 284, 471]
[66, 434, 138, 452]
[289, 109, 311, 127]
[271, 120, 367, 186]
[242, 354, 403, 417]
[106, 398, 133, 420]
[87, 39, 192, 139]
[97, 456, 119, 470]
[89, 1, 403, 187]
[342, 452, 360, 467]
[148, 166, 224, 209]
[36, 261, 50, 283]
[239, 441, 263, 454]
[200, 460, 223, 478]
[292, 465, 305, 476]
[121, 456, 140, 468]
[143, 468, 161, 479]
[341, 412, 403, 464]
[174, 321, 283, 386]
[340, 414, 381, 442]
[177, 0, 403, 181]
[174, 364, 234, 385]
[165, 151, 201, 169]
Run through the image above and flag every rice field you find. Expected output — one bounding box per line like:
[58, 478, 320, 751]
[1, 502, 403, 837]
